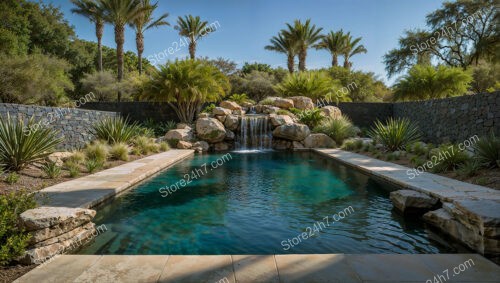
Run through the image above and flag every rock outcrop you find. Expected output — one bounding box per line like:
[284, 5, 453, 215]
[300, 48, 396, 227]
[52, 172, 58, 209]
[272, 124, 310, 141]
[165, 128, 193, 142]
[289, 96, 314, 110]
[303, 133, 336, 148]
[196, 118, 227, 143]
[321, 106, 342, 119]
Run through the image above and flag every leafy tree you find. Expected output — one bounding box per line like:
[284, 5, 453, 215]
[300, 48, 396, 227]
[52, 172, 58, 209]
[341, 32, 367, 69]
[130, 0, 169, 74]
[71, 0, 105, 71]
[0, 54, 74, 106]
[174, 15, 212, 59]
[143, 59, 230, 123]
[282, 19, 323, 71]
[230, 71, 277, 102]
[80, 70, 120, 101]
[470, 61, 500, 93]
[315, 30, 347, 67]
[201, 57, 238, 76]
[384, 0, 498, 77]
[328, 66, 390, 102]
[393, 65, 472, 101]
[241, 62, 273, 75]
[0, 0, 30, 56]
[265, 31, 297, 73]
[99, 0, 148, 101]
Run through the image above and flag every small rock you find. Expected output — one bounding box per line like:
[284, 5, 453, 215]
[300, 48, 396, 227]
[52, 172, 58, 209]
[390, 190, 439, 215]
[165, 129, 193, 142]
[273, 98, 294, 109]
[220, 101, 242, 110]
[213, 107, 232, 116]
[47, 152, 73, 166]
[177, 141, 193, 149]
[214, 142, 230, 151]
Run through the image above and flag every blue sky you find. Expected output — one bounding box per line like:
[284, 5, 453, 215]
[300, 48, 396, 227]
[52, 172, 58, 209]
[46, 0, 444, 85]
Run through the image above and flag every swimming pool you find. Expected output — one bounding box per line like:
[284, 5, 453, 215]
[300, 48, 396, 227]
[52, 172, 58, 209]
[78, 151, 468, 255]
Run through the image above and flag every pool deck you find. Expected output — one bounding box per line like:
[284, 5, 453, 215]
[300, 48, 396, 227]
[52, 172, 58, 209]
[37, 149, 195, 208]
[15, 254, 500, 282]
[313, 149, 500, 202]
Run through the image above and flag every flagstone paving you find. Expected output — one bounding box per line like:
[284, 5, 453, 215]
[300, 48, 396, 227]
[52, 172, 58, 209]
[15, 254, 500, 282]
[37, 150, 194, 208]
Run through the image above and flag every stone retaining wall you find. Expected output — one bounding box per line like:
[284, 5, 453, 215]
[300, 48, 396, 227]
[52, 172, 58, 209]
[81, 102, 178, 123]
[0, 103, 117, 150]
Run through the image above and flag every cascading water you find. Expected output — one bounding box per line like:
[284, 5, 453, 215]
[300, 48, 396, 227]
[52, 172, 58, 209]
[235, 115, 273, 150]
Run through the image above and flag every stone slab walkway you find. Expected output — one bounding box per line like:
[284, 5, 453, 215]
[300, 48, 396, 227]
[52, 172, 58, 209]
[313, 149, 500, 202]
[15, 254, 500, 282]
[37, 150, 194, 208]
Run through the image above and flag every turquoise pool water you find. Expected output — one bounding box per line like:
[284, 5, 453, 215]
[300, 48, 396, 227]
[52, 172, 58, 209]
[78, 151, 467, 255]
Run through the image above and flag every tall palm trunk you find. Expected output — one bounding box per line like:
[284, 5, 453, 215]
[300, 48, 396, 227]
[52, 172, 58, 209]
[332, 54, 338, 67]
[188, 41, 196, 59]
[343, 57, 350, 69]
[136, 32, 144, 74]
[298, 48, 307, 71]
[115, 24, 125, 101]
[96, 20, 104, 72]
[287, 53, 294, 73]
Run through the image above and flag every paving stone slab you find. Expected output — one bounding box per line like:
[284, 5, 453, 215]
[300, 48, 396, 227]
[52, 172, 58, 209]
[232, 255, 279, 283]
[159, 255, 235, 283]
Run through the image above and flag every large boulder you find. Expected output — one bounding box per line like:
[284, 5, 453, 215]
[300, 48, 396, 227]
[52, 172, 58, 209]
[289, 96, 314, 110]
[273, 98, 294, 109]
[224, 115, 239, 131]
[389, 190, 439, 214]
[220, 101, 242, 110]
[269, 114, 294, 127]
[225, 130, 235, 140]
[196, 118, 227, 143]
[303, 133, 336, 148]
[262, 105, 280, 114]
[320, 106, 342, 119]
[176, 123, 191, 130]
[272, 139, 292, 150]
[165, 128, 192, 142]
[213, 107, 232, 116]
[272, 123, 310, 141]
[192, 141, 209, 152]
[214, 142, 230, 151]
[177, 141, 192, 149]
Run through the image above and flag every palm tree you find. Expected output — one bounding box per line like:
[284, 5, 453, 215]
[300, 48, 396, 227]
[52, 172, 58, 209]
[265, 32, 297, 73]
[98, 0, 148, 101]
[174, 15, 210, 59]
[282, 19, 323, 71]
[71, 0, 105, 71]
[315, 30, 347, 67]
[130, 0, 169, 74]
[342, 32, 367, 69]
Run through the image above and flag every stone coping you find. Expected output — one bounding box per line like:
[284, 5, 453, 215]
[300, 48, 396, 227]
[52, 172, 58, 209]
[37, 150, 194, 209]
[15, 254, 500, 282]
[313, 149, 500, 203]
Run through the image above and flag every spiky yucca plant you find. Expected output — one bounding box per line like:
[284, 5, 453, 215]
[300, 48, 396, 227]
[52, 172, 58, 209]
[368, 117, 421, 151]
[0, 114, 62, 171]
[474, 132, 500, 168]
[91, 116, 140, 144]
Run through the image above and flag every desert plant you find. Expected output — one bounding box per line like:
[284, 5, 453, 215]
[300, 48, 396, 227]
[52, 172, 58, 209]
[110, 143, 129, 161]
[368, 118, 421, 151]
[4, 172, 19, 184]
[473, 132, 500, 168]
[430, 144, 470, 173]
[457, 159, 482, 178]
[132, 136, 158, 155]
[0, 114, 63, 171]
[92, 116, 141, 144]
[228, 93, 255, 105]
[202, 103, 216, 113]
[0, 190, 37, 265]
[274, 71, 340, 100]
[314, 116, 358, 145]
[85, 158, 103, 173]
[340, 139, 357, 151]
[64, 151, 86, 165]
[65, 162, 80, 178]
[259, 98, 275, 105]
[410, 156, 426, 167]
[41, 161, 62, 179]
[84, 142, 109, 163]
[140, 119, 176, 137]
[297, 108, 324, 128]
[159, 142, 170, 152]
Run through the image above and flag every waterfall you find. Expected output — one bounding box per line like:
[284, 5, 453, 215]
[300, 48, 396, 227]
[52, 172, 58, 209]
[236, 115, 272, 150]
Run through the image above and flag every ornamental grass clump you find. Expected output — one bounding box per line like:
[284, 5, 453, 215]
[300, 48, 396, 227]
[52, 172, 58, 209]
[368, 117, 421, 152]
[0, 113, 62, 171]
[110, 143, 129, 161]
[84, 142, 109, 163]
[314, 115, 358, 145]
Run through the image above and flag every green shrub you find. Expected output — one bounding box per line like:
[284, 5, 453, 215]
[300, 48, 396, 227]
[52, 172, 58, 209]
[64, 151, 86, 165]
[91, 116, 141, 144]
[4, 172, 19, 184]
[473, 132, 500, 168]
[159, 142, 170, 152]
[430, 144, 470, 173]
[314, 116, 358, 145]
[140, 119, 177, 137]
[408, 142, 428, 156]
[132, 136, 158, 155]
[85, 158, 103, 173]
[41, 161, 61, 179]
[288, 107, 302, 116]
[0, 190, 37, 265]
[84, 142, 109, 163]
[274, 71, 339, 100]
[369, 117, 421, 151]
[410, 155, 426, 167]
[65, 162, 80, 178]
[341, 139, 356, 151]
[259, 98, 275, 105]
[202, 103, 216, 113]
[297, 108, 324, 128]
[457, 159, 482, 178]
[0, 114, 63, 171]
[228, 93, 255, 105]
[109, 143, 129, 161]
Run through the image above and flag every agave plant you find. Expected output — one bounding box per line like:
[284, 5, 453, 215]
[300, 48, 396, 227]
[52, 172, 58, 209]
[473, 132, 500, 168]
[0, 114, 63, 171]
[91, 116, 141, 144]
[368, 117, 421, 151]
